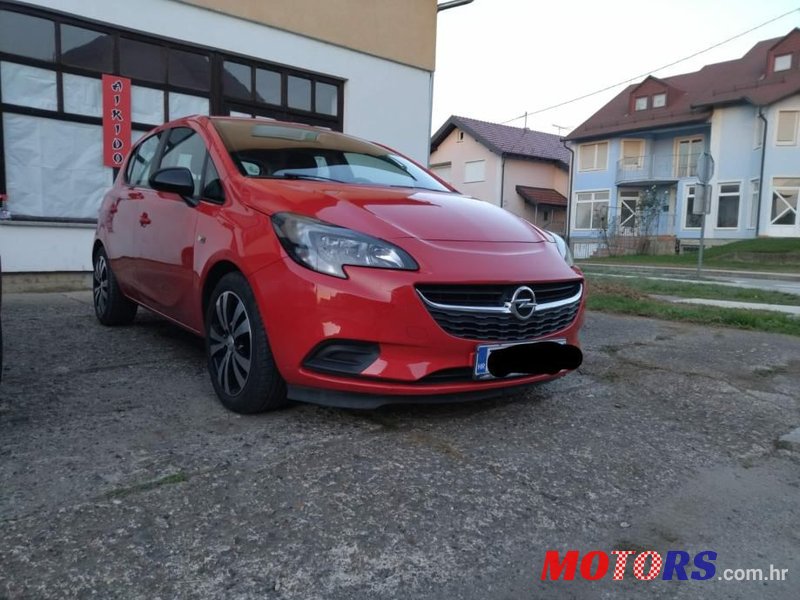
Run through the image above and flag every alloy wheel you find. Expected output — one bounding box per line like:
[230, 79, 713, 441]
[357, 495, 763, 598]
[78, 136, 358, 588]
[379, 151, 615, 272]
[208, 291, 252, 396]
[93, 255, 108, 315]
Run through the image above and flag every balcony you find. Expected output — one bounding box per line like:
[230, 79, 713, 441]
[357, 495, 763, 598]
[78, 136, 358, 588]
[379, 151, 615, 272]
[616, 154, 699, 184]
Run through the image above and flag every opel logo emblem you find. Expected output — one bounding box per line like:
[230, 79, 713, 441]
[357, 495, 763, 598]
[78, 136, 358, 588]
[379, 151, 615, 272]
[507, 286, 537, 320]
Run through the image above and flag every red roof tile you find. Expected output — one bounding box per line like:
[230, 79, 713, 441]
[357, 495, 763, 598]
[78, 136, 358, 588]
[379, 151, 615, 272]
[567, 29, 800, 141]
[515, 186, 567, 207]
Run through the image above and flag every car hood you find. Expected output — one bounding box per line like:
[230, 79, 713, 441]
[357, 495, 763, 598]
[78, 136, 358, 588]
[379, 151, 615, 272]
[242, 181, 549, 243]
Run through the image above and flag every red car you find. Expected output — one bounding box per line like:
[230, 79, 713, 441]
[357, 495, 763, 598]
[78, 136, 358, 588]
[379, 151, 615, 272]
[93, 117, 584, 413]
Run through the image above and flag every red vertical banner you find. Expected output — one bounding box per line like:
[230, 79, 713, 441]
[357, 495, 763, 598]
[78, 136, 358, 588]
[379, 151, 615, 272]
[102, 74, 132, 168]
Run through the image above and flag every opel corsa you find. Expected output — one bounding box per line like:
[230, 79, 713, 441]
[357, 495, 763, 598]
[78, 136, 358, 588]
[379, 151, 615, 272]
[93, 117, 585, 413]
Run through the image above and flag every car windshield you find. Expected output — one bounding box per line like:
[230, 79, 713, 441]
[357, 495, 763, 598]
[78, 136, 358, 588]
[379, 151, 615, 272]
[212, 119, 450, 192]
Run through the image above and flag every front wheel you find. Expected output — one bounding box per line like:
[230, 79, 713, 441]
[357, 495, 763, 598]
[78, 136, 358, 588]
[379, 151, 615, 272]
[93, 248, 137, 325]
[205, 272, 287, 413]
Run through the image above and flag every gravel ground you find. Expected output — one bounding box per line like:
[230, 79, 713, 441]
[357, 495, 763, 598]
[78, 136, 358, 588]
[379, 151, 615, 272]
[1, 291, 799, 599]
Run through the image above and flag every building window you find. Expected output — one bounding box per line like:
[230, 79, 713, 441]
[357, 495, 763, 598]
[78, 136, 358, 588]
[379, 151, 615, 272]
[675, 136, 703, 177]
[684, 185, 702, 229]
[61, 25, 113, 72]
[575, 190, 609, 229]
[119, 38, 166, 83]
[168, 49, 210, 91]
[463, 159, 486, 183]
[256, 69, 281, 105]
[287, 75, 312, 111]
[749, 180, 760, 229]
[621, 139, 644, 169]
[0, 9, 55, 62]
[429, 162, 452, 183]
[457, 131, 465, 142]
[618, 189, 640, 230]
[315, 82, 338, 116]
[634, 96, 648, 111]
[652, 93, 666, 108]
[716, 183, 740, 228]
[771, 178, 799, 226]
[578, 141, 608, 171]
[774, 53, 792, 72]
[776, 110, 799, 145]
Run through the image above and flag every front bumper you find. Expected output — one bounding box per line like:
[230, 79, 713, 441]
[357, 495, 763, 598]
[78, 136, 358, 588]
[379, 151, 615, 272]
[250, 255, 585, 401]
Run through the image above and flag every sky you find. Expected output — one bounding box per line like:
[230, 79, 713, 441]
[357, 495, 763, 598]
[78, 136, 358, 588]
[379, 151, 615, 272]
[432, 0, 800, 136]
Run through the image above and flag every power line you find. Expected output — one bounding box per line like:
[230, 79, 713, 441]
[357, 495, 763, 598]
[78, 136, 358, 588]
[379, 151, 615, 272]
[502, 6, 800, 125]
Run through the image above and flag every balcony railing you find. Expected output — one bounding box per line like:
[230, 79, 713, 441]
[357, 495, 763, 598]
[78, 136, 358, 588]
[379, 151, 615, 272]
[616, 153, 699, 183]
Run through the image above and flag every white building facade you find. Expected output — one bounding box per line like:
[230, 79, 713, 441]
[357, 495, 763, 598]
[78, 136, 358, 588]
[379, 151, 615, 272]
[0, 0, 437, 272]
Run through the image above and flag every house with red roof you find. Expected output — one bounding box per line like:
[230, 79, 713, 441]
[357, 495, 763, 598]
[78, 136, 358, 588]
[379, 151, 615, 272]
[430, 116, 570, 234]
[565, 28, 800, 257]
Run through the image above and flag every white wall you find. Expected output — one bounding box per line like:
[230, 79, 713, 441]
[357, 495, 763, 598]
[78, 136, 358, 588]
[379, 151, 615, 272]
[0, 223, 95, 272]
[24, 0, 434, 162]
[4, 0, 435, 273]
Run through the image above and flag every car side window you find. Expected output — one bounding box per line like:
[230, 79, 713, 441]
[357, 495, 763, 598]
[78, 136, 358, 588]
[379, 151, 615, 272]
[202, 156, 225, 204]
[126, 133, 162, 187]
[158, 127, 207, 197]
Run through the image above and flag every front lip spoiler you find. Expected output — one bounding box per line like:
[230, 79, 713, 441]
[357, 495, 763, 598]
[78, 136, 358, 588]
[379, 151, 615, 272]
[287, 380, 550, 409]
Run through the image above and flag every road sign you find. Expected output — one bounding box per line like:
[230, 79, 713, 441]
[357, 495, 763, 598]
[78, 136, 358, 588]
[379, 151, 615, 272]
[696, 152, 715, 184]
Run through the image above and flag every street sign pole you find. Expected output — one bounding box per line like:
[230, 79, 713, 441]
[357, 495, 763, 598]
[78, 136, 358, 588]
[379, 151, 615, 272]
[695, 153, 714, 277]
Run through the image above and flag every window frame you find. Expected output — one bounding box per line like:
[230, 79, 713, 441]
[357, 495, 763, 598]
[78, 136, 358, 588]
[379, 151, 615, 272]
[770, 176, 800, 227]
[620, 139, 645, 169]
[775, 110, 799, 146]
[748, 178, 760, 229]
[573, 189, 610, 230]
[715, 181, 742, 230]
[683, 184, 702, 230]
[774, 53, 792, 72]
[674, 136, 704, 178]
[652, 93, 666, 108]
[578, 141, 609, 172]
[634, 96, 648, 111]
[463, 159, 486, 183]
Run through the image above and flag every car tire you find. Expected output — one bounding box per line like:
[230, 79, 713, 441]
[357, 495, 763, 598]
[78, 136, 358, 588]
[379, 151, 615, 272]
[93, 248, 138, 326]
[205, 272, 287, 413]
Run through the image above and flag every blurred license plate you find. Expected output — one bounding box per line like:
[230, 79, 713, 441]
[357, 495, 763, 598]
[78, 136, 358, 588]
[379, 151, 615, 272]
[473, 339, 565, 380]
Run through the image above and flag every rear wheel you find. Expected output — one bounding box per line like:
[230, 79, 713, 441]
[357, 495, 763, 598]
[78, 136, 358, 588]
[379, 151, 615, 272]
[93, 248, 137, 325]
[206, 272, 287, 413]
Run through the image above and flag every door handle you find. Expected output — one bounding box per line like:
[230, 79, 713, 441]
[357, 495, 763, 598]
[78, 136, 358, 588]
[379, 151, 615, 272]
[128, 191, 144, 200]
[139, 212, 151, 227]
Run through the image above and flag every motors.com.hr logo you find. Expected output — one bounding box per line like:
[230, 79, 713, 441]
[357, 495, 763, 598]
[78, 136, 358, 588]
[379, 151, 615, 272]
[540, 550, 789, 582]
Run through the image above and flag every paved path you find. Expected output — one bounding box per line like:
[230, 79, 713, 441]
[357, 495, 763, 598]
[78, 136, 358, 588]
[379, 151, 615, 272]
[1, 292, 799, 599]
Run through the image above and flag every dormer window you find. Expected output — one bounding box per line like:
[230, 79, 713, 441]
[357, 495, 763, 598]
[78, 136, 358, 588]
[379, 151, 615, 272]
[634, 96, 648, 111]
[775, 53, 792, 72]
[652, 93, 666, 108]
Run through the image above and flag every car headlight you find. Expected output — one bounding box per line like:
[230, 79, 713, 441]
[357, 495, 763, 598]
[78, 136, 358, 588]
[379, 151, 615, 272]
[272, 212, 418, 278]
[549, 233, 574, 267]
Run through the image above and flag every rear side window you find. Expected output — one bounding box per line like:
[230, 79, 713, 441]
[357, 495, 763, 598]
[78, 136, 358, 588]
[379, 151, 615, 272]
[126, 133, 162, 187]
[158, 127, 208, 197]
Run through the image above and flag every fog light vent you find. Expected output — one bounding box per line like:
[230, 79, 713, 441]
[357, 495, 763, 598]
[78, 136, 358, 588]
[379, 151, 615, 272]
[303, 340, 380, 376]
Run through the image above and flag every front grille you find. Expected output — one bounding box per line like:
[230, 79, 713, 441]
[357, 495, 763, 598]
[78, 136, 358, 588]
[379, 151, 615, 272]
[416, 281, 581, 306]
[416, 281, 582, 342]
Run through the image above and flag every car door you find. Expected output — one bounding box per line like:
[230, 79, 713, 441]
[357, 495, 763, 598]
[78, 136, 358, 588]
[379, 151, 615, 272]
[134, 126, 204, 322]
[108, 131, 163, 299]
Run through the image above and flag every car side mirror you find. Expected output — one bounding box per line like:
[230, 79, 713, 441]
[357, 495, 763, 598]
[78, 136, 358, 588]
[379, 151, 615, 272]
[149, 167, 197, 205]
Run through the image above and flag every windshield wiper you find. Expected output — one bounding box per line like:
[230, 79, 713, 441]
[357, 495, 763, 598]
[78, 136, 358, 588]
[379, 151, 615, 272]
[266, 173, 344, 183]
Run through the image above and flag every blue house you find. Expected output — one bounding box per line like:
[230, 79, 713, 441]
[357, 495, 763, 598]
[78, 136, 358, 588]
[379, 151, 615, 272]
[565, 28, 800, 257]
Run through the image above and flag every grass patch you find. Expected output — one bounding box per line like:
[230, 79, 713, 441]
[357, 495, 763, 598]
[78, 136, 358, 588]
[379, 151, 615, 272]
[585, 274, 800, 306]
[104, 471, 188, 499]
[587, 279, 800, 337]
[580, 237, 800, 272]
